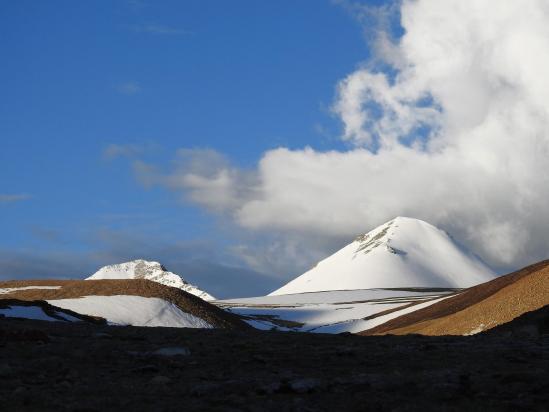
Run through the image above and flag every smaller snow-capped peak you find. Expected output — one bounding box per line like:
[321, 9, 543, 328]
[87, 259, 215, 301]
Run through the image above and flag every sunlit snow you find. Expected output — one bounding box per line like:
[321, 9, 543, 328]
[218, 288, 456, 334]
[270, 217, 494, 295]
[0, 286, 62, 294]
[48, 295, 214, 328]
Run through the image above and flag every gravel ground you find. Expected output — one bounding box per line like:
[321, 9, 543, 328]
[0, 313, 548, 412]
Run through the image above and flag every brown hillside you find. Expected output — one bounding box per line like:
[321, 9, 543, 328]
[0, 279, 249, 330]
[360, 260, 549, 336]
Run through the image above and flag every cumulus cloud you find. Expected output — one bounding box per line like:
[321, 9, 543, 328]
[136, 0, 549, 272]
[134, 149, 258, 214]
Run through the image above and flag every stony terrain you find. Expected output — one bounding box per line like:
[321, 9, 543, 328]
[1, 306, 547, 412]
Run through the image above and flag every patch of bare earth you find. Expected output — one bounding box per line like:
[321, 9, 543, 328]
[0, 279, 249, 330]
[361, 260, 549, 336]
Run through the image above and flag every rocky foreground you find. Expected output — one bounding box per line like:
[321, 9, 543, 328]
[1, 307, 548, 412]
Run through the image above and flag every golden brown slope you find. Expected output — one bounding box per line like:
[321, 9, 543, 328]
[360, 260, 549, 336]
[0, 279, 249, 330]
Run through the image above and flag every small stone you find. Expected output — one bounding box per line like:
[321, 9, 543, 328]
[0, 364, 13, 377]
[13, 386, 26, 396]
[152, 347, 191, 357]
[132, 365, 159, 374]
[258, 382, 281, 395]
[93, 332, 112, 339]
[191, 383, 218, 397]
[150, 375, 172, 385]
[513, 325, 539, 339]
[289, 378, 320, 394]
[58, 380, 72, 389]
[252, 354, 267, 363]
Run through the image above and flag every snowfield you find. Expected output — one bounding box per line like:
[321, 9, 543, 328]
[217, 288, 457, 334]
[270, 217, 495, 295]
[48, 295, 214, 328]
[87, 259, 215, 301]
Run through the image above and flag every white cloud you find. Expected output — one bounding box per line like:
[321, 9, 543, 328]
[130, 24, 190, 36]
[103, 144, 141, 159]
[102, 142, 158, 160]
[116, 82, 141, 95]
[136, 0, 549, 273]
[134, 149, 258, 214]
[0, 194, 31, 203]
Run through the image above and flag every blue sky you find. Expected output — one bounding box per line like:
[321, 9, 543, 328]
[3, 1, 548, 296]
[0, 0, 384, 296]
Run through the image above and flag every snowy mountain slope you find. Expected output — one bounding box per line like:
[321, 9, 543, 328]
[217, 288, 458, 334]
[270, 217, 495, 295]
[48, 295, 214, 328]
[87, 259, 215, 300]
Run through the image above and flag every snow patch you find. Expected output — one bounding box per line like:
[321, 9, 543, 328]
[0, 286, 62, 294]
[48, 295, 214, 328]
[467, 323, 486, 336]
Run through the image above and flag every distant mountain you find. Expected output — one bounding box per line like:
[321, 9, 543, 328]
[270, 217, 495, 295]
[0, 279, 247, 329]
[360, 259, 549, 336]
[87, 259, 215, 301]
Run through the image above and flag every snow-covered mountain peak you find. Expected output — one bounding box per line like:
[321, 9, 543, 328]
[354, 217, 398, 255]
[353, 217, 442, 256]
[87, 259, 215, 301]
[270, 217, 496, 295]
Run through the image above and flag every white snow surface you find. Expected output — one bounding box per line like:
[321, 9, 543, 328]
[0, 286, 62, 294]
[217, 288, 457, 334]
[221, 288, 448, 306]
[48, 295, 214, 328]
[270, 217, 495, 295]
[87, 259, 215, 301]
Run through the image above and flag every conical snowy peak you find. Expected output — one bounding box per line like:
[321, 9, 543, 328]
[87, 259, 215, 301]
[270, 217, 496, 295]
[353, 217, 403, 256]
